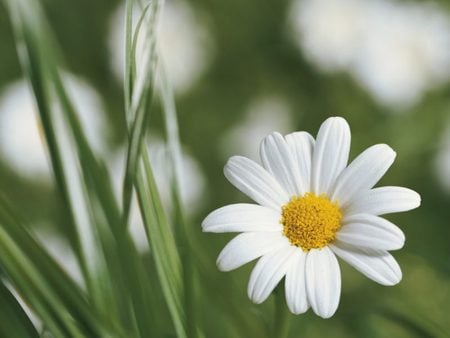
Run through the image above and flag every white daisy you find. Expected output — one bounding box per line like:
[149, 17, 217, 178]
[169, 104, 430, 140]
[202, 117, 420, 318]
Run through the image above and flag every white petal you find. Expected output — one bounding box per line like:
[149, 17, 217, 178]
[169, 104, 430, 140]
[330, 242, 402, 286]
[202, 204, 282, 233]
[285, 131, 315, 195]
[344, 186, 421, 216]
[305, 247, 341, 319]
[331, 144, 396, 207]
[337, 214, 405, 251]
[260, 132, 302, 196]
[248, 246, 297, 304]
[217, 232, 289, 272]
[224, 156, 289, 210]
[285, 249, 309, 314]
[311, 117, 351, 195]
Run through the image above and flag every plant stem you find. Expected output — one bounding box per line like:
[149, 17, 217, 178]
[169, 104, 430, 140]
[273, 288, 291, 338]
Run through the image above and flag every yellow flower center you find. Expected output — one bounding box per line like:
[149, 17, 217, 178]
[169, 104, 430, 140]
[281, 193, 342, 251]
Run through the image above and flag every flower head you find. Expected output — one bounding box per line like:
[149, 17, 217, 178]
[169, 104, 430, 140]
[202, 117, 420, 318]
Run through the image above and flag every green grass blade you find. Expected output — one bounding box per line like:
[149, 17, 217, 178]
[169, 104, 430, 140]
[135, 149, 187, 338]
[124, 0, 134, 124]
[157, 48, 265, 338]
[51, 61, 161, 338]
[2, 1, 161, 336]
[0, 281, 40, 338]
[0, 201, 114, 337]
[157, 65, 185, 216]
[157, 58, 202, 337]
[45, 4, 162, 337]
[5, 0, 186, 336]
[0, 228, 79, 337]
[123, 3, 189, 335]
[157, 50, 264, 338]
[4, 0, 111, 308]
[122, 0, 160, 227]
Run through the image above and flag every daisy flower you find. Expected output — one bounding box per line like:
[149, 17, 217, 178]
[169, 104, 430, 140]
[202, 117, 420, 318]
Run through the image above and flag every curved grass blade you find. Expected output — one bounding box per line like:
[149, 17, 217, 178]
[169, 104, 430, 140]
[122, 0, 160, 228]
[47, 22, 162, 338]
[0, 201, 114, 337]
[0, 281, 40, 338]
[133, 4, 259, 336]
[4, 0, 160, 336]
[124, 0, 134, 124]
[157, 61, 267, 338]
[122, 1, 188, 335]
[135, 150, 187, 338]
[157, 59, 202, 337]
[3, 0, 111, 310]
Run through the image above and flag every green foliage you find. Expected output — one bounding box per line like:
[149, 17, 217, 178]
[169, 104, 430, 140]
[1, 0, 188, 336]
[0, 0, 449, 337]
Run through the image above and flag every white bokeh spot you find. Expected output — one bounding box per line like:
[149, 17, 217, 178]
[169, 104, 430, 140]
[0, 74, 108, 179]
[289, 0, 450, 110]
[220, 95, 293, 161]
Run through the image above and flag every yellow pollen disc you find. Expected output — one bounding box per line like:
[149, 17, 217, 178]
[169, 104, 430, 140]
[281, 193, 342, 251]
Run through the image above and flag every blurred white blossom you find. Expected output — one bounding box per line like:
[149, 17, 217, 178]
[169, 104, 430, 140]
[221, 96, 293, 160]
[289, 0, 450, 109]
[289, 0, 368, 71]
[0, 74, 108, 179]
[108, 0, 213, 95]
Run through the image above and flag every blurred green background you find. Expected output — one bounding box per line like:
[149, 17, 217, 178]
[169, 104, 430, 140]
[0, 0, 449, 337]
